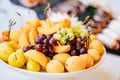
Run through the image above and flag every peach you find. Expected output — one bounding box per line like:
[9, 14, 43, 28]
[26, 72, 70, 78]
[52, 53, 70, 65]
[29, 28, 38, 45]
[10, 29, 23, 42]
[19, 32, 30, 48]
[53, 45, 71, 53]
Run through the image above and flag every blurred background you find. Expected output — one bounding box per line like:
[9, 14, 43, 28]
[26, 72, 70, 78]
[0, 0, 120, 55]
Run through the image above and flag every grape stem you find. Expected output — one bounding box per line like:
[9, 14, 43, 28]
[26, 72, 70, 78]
[82, 16, 92, 50]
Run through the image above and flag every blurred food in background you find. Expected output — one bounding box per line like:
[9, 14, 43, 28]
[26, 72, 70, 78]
[10, 0, 120, 54]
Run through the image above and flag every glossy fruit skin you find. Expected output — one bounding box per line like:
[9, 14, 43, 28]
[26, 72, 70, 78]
[88, 49, 101, 62]
[52, 53, 70, 65]
[0, 47, 14, 62]
[8, 52, 25, 68]
[65, 56, 86, 72]
[46, 60, 64, 73]
[80, 54, 94, 68]
[89, 40, 104, 55]
[27, 60, 41, 72]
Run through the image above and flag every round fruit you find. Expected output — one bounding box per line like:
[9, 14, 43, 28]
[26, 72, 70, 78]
[16, 49, 24, 54]
[65, 56, 86, 72]
[88, 49, 101, 62]
[27, 60, 40, 72]
[8, 52, 25, 68]
[80, 54, 94, 68]
[46, 60, 64, 73]
[52, 53, 70, 65]
[0, 47, 14, 62]
[89, 40, 104, 55]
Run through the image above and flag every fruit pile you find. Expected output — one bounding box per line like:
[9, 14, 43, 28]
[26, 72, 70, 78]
[0, 18, 104, 73]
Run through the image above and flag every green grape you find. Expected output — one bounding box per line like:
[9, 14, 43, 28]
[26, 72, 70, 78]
[60, 28, 67, 34]
[60, 39, 66, 45]
[66, 28, 73, 33]
[54, 28, 75, 45]
[67, 33, 75, 41]
[53, 33, 62, 40]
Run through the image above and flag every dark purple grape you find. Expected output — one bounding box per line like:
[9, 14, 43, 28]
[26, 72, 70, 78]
[46, 35, 52, 40]
[34, 37, 43, 44]
[72, 39, 76, 44]
[48, 46, 54, 54]
[80, 47, 87, 54]
[76, 43, 81, 50]
[43, 39, 49, 44]
[49, 38, 57, 45]
[35, 44, 43, 51]
[71, 46, 76, 50]
[29, 45, 35, 49]
[23, 46, 31, 52]
[71, 50, 78, 56]
[38, 34, 46, 40]
[80, 41, 85, 46]
[81, 36, 87, 41]
[42, 48, 48, 54]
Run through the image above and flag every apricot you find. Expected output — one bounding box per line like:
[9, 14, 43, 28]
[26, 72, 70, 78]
[65, 56, 86, 72]
[46, 60, 64, 73]
[88, 49, 101, 62]
[80, 54, 94, 68]
[89, 40, 104, 55]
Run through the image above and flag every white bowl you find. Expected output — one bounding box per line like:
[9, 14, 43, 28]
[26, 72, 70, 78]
[0, 48, 106, 80]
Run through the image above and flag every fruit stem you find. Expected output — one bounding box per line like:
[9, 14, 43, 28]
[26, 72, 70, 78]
[8, 19, 16, 41]
[44, 3, 52, 28]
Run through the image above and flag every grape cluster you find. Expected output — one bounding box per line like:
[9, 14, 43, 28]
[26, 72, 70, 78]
[66, 36, 87, 56]
[53, 28, 75, 45]
[34, 34, 58, 57]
